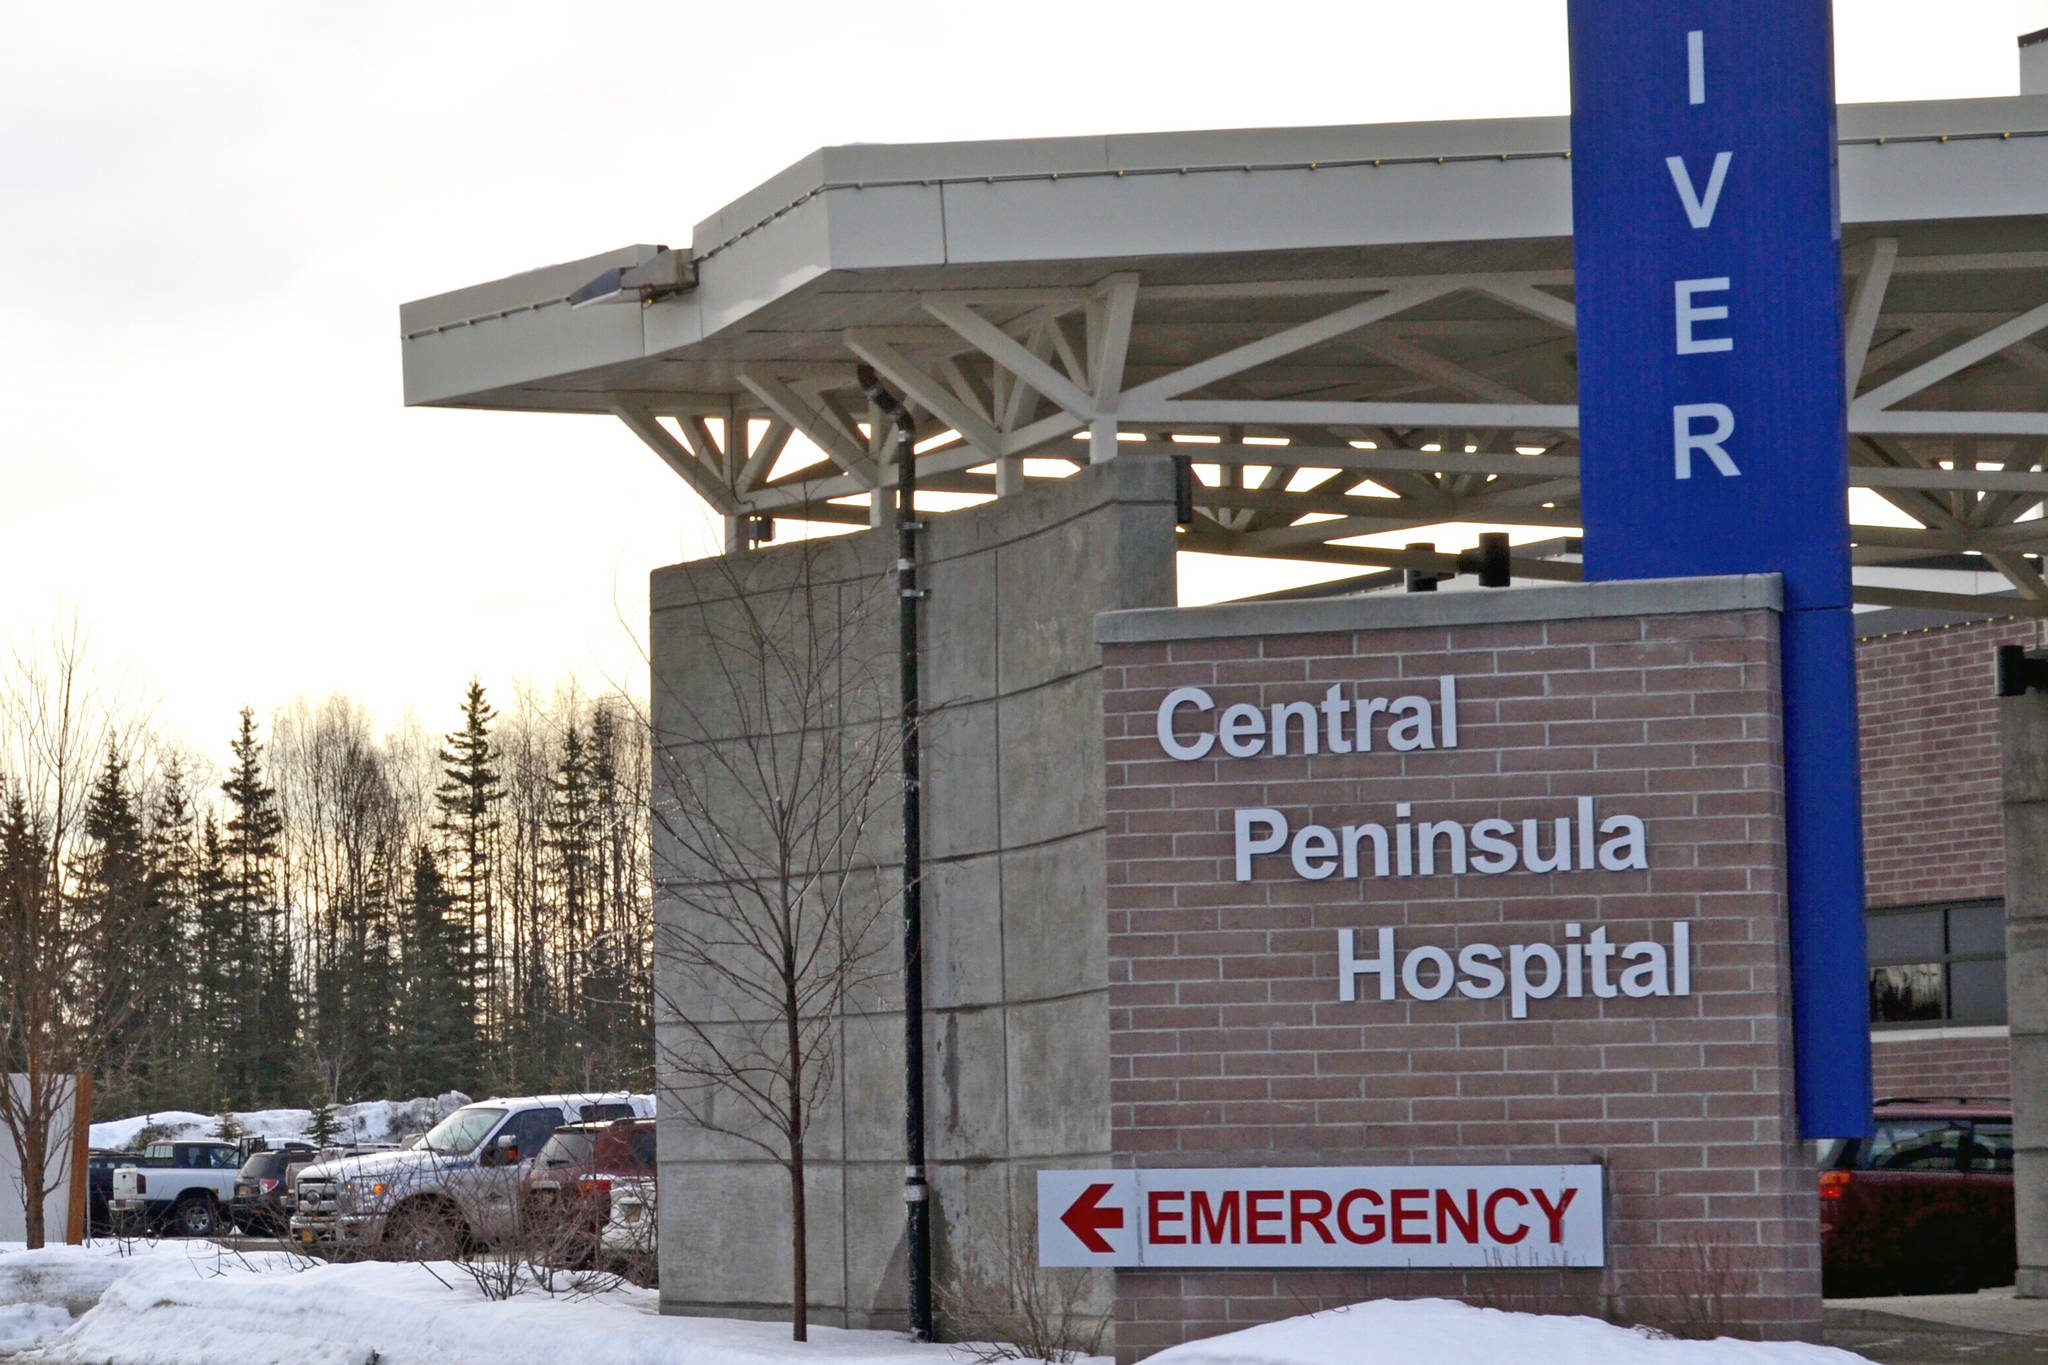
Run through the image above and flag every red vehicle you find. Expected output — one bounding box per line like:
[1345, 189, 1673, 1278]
[521, 1118, 656, 1261]
[1820, 1097, 2014, 1296]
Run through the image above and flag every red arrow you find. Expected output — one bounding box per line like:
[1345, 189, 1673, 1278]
[1059, 1182, 1124, 1254]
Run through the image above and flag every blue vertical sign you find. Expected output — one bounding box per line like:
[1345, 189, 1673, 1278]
[1568, 2, 1871, 1138]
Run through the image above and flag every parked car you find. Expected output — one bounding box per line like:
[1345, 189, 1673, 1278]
[1820, 1097, 2014, 1296]
[109, 1140, 244, 1237]
[274, 1143, 396, 1232]
[229, 1144, 317, 1236]
[595, 1168, 656, 1285]
[522, 1117, 656, 1266]
[291, 1093, 651, 1257]
[85, 1150, 136, 1235]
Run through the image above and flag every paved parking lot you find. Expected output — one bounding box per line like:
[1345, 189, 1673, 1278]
[1826, 1297, 2048, 1365]
[1828, 1322, 2048, 1364]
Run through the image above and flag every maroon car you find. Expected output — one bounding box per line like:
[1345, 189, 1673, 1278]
[521, 1117, 657, 1261]
[1820, 1098, 2014, 1296]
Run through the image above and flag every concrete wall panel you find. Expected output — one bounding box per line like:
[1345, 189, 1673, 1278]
[998, 675, 1106, 851]
[924, 854, 1005, 1010]
[1001, 832, 1109, 1003]
[929, 1007, 1011, 1162]
[922, 701, 1002, 861]
[654, 458, 1175, 1336]
[1006, 994, 1112, 1158]
[660, 1159, 847, 1316]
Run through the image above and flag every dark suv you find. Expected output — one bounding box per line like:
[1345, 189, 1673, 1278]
[1820, 1097, 2014, 1296]
[231, 1144, 316, 1236]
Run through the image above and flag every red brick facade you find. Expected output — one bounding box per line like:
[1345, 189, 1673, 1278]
[1854, 613, 2037, 1100]
[1858, 616, 2043, 909]
[1098, 585, 1818, 1357]
[1870, 1028, 2012, 1100]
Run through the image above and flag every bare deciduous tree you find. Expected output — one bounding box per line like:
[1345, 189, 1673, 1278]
[648, 539, 899, 1342]
[0, 619, 160, 1247]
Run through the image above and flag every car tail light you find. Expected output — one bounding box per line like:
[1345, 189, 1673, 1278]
[260, 1178, 279, 1193]
[134, 1175, 147, 1195]
[578, 1177, 612, 1196]
[1819, 1170, 1851, 1201]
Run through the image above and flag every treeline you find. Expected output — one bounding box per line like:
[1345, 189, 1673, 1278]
[5, 678, 652, 1117]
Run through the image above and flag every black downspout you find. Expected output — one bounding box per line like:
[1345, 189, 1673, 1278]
[857, 364, 932, 1341]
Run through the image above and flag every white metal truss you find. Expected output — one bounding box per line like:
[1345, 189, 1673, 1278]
[611, 246, 2048, 617]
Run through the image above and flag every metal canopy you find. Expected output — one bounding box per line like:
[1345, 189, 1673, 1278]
[401, 98, 2048, 615]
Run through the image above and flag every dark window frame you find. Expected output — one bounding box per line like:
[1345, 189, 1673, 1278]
[1867, 898, 2007, 1028]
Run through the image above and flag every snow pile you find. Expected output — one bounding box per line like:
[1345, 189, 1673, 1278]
[0, 1242, 977, 1365]
[0, 1246, 1879, 1365]
[0, 1243, 138, 1315]
[0, 1242, 154, 1358]
[1149, 1299, 1870, 1365]
[0, 1302, 69, 1353]
[89, 1093, 470, 1151]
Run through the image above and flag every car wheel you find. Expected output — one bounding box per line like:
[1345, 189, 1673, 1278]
[383, 1201, 465, 1261]
[173, 1195, 222, 1238]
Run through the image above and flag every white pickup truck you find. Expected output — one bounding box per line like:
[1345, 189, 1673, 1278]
[290, 1092, 651, 1256]
[109, 1140, 245, 1236]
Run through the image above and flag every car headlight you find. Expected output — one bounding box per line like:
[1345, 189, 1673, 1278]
[342, 1178, 390, 1211]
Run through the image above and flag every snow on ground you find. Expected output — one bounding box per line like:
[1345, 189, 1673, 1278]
[0, 1242, 1876, 1365]
[0, 1240, 979, 1365]
[1148, 1299, 1872, 1365]
[0, 1305, 67, 1355]
[88, 1094, 470, 1151]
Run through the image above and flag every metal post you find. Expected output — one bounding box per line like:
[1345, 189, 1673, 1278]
[857, 364, 933, 1340]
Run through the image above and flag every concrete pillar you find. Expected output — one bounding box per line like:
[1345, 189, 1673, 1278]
[2001, 684, 2048, 1297]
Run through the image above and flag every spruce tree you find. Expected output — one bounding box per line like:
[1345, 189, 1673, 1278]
[71, 744, 147, 1111]
[395, 845, 476, 1093]
[308, 1093, 339, 1147]
[435, 683, 500, 1066]
[192, 814, 236, 1105]
[221, 708, 299, 1105]
[134, 761, 200, 1109]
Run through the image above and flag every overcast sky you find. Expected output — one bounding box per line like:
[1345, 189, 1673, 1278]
[5, 1, 2047, 753]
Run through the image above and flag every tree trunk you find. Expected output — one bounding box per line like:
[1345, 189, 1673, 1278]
[786, 908, 808, 1342]
[789, 1144, 808, 1342]
[19, 1076, 49, 1251]
[21, 1138, 46, 1249]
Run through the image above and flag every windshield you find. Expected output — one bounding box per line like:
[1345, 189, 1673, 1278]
[418, 1106, 505, 1156]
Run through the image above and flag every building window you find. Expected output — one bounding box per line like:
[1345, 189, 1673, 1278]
[1867, 899, 2007, 1027]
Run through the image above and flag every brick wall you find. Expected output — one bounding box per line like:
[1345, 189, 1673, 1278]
[1853, 614, 2038, 1100]
[1857, 616, 2044, 908]
[1871, 1028, 2011, 1100]
[1098, 583, 1817, 1358]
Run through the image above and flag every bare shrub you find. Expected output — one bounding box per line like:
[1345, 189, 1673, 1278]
[1625, 1228, 1762, 1340]
[1461, 1248, 1607, 1320]
[377, 1189, 628, 1303]
[939, 1221, 1106, 1364]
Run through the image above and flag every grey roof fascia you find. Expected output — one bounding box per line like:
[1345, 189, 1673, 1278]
[399, 243, 666, 337]
[401, 97, 2048, 410]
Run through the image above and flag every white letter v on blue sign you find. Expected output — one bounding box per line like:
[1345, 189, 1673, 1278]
[1665, 152, 1733, 229]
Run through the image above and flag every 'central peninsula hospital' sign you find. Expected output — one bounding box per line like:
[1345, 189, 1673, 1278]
[1154, 679, 1691, 1020]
